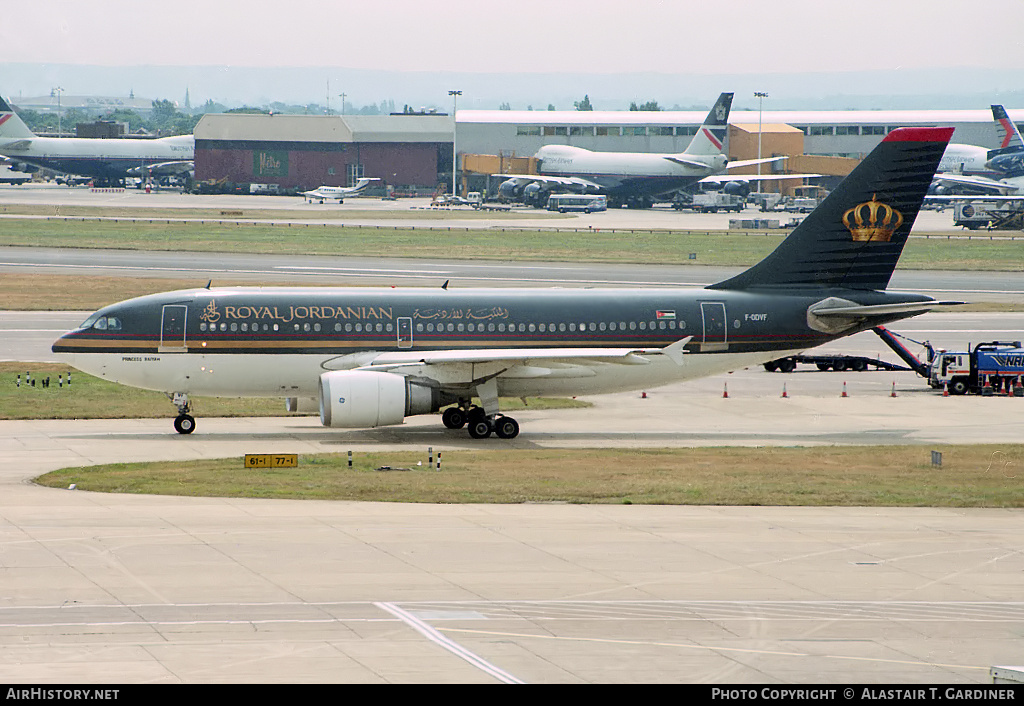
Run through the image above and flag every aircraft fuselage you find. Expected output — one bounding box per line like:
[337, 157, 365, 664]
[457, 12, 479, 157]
[53, 285, 930, 400]
[0, 134, 194, 180]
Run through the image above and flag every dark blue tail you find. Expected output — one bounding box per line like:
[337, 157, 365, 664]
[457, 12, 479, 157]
[710, 127, 954, 292]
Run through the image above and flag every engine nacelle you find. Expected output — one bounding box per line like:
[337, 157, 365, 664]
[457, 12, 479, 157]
[317, 370, 453, 428]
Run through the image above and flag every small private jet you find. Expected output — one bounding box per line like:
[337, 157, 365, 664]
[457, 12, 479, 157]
[300, 177, 381, 203]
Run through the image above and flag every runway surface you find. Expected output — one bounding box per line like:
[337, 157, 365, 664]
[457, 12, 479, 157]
[1, 188, 1022, 683]
[4, 314, 1024, 682]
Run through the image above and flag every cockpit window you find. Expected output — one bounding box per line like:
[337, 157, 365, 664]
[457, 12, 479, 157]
[90, 316, 121, 332]
[78, 313, 100, 330]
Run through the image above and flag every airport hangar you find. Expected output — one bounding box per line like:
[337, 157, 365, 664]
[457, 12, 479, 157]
[192, 107, 1023, 196]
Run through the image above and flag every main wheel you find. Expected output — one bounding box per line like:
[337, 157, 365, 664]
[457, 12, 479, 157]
[442, 407, 466, 429]
[468, 419, 492, 439]
[493, 416, 520, 439]
[949, 378, 970, 395]
[173, 414, 196, 434]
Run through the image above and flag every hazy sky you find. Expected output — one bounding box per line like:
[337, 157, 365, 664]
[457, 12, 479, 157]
[3, 0, 1023, 75]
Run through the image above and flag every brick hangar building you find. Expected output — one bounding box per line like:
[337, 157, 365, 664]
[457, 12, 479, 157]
[193, 112, 454, 193]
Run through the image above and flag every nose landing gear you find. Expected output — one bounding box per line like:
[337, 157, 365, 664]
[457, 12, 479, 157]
[169, 393, 195, 434]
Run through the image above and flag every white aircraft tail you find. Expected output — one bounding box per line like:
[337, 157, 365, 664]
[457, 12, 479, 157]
[992, 105, 1024, 152]
[682, 92, 733, 157]
[0, 97, 37, 139]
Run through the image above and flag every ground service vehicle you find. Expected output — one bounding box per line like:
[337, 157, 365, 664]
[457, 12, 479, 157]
[929, 341, 1024, 395]
[546, 194, 607, 213]
[674, 192, 745, 213]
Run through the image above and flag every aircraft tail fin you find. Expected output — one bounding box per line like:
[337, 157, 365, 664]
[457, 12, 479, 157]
[709, 127, 954, 292]
[682, 92, 733, 156]
[0, 97, 36, 139]
[991, 104, 1024, 154]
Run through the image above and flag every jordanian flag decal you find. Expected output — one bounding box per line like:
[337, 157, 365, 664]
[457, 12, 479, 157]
[656, 310, 676, 320]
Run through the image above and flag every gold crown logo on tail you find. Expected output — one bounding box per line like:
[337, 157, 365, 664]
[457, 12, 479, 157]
[842, 194, 903, 242]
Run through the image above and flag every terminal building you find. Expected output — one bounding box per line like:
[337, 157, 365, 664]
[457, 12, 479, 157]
[191, 107, 1023, 195]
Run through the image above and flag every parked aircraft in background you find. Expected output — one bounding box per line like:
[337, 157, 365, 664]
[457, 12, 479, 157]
[54, 127, 958, 439]
[495, 93, 796, 208]
[300, 178, 381, 203]
[0, 96, 194, 187]
[931, 104, 1024, 196]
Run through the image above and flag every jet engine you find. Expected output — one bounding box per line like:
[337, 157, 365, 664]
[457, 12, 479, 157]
[317, 370, 454, 428]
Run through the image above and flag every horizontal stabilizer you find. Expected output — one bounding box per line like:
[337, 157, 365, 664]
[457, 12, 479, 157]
[726, 156, 788, 170]
[811, 300, 963, 317]
[664, 155, 716, 170]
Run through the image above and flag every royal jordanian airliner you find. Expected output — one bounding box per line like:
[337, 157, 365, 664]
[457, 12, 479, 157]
[53, 127, 958, 438]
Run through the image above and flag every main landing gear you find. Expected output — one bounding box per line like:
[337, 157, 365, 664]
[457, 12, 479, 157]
[169, 393, 196, 435]
[442, 404, 520, 439]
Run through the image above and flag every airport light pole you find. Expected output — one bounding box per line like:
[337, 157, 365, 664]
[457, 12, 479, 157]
[51, 86, 65, 137]
[754, 92, 768, 182]
[449, 90, 462, 196]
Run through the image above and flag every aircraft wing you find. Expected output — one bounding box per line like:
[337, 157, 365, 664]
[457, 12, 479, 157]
[495, 173, 603, 191]
[358, 337, 693, 373]
[699, 173, 821, 185]
[126, 160, 194, 177]
[931, 172, 1018, 195]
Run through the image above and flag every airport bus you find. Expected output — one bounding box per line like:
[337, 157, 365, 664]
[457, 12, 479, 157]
[545, 194, 607, 213]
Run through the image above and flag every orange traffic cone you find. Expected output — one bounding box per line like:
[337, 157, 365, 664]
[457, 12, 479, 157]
[943, 383, 949, 397]
[891, 381, 898, 398]
[841, 381, 848, 398]
[781, 383, 789, 398]
[723, 382, 729, 398]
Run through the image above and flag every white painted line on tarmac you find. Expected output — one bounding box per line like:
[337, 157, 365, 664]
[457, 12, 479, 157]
[375, 601, 525, 684]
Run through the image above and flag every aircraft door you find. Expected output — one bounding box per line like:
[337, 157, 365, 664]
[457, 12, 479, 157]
[397, 317, 413, 348]
[160, 304, 188, 351]
[700, 302, 728, 351]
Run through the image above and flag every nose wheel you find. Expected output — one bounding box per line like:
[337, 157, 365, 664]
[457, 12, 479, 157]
[169, 393, 195, 434]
